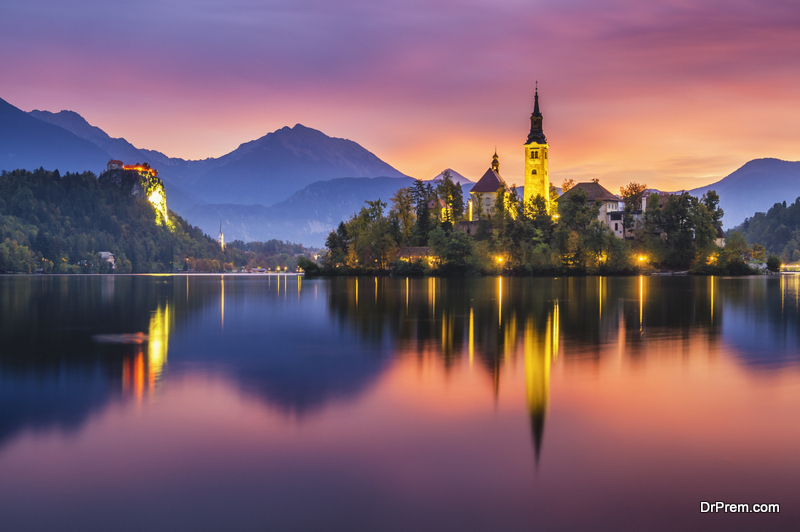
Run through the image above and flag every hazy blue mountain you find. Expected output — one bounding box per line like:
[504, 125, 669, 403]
[0, 98, 110, 174]
[186, 176, 416, 247]
[431, 168, 473, 185]
[27, 109, 223, 189]
[192, 124, 408, 206]
[19, 103, 410, 208]
[689, 158, 800, 228]
[29, 110, 172, 168]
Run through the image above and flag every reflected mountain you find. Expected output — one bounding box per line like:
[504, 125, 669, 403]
[2, 274, 800, 457]
[0, 275, 391, 449]
[0, 276, 178, 446]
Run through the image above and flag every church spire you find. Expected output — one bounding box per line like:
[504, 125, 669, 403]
[491, 150, 499, 173]
[526, 83, 547, 145]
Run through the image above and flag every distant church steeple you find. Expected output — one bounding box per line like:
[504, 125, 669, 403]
[523, 82, 550, 213]
[491, 150, 499, 173]
[218, 220, 225, 251]
[526, 84, 547, 145]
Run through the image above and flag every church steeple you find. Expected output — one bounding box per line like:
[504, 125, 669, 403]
[526, 84, 547, 145]
[523, 83, 550, 213]
[491, 150, 499, 173]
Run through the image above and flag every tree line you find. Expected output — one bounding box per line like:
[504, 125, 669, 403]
[318, 173, 761, 276]
[0, 168, 314, 273]
[733, 197, 800, 264]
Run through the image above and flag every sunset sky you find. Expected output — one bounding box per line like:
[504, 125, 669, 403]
[2, 0, 800, 191]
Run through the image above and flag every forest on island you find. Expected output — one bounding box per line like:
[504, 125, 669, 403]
[316, 173, 771, 276]
[0, 168, 313, 273]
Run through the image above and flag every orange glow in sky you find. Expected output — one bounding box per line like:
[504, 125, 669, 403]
[2, 0, 800, 192]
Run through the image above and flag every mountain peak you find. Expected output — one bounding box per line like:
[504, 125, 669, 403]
[431, 168, 473, 186]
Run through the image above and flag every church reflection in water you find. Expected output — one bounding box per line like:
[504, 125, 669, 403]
[4, 273, 800, 460]
[325, 275, 730, 460]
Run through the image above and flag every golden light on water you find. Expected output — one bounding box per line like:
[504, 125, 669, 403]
[639, 275, 644, 332]
[469, 307, 474, 367]
[709, 276, 714, 322]
[147, 303, 170, 390]
[498, 276, 503, 327]
[598, 276, 603, 321]
[552, 299, 559, 360]
[524, 315, 550, 461]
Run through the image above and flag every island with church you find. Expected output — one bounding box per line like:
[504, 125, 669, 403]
[316, 88, 774, 277]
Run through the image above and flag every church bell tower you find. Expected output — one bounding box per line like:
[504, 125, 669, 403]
[523, 86, 550, 213]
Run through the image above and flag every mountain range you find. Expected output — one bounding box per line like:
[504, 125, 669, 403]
[3, 96, 800, 247]
[688, 158, 800, 229]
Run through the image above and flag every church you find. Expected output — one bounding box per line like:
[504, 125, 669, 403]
[463, 89, 641, 240]
[467, 87, 551, 220]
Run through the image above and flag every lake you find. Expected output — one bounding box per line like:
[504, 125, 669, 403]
[0, 274, 798, 531]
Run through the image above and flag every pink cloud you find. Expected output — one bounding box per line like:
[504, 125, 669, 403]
[2, 0, 800, 190]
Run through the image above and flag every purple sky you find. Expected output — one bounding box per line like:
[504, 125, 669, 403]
[2, 0, 800, 190]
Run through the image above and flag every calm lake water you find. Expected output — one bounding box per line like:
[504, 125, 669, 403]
[1, 274, 799, 531]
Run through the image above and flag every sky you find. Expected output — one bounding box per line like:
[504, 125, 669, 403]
[2, 0, 800, 191]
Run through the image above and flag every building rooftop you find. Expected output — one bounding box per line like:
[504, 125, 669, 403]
[557, 182, 619, 203]
[470, 168, 508, 194]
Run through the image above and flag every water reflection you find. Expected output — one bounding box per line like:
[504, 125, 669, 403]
[2, 275, 800, 455]
[120, 302, 171, 401]
[2, 274, 800, 530]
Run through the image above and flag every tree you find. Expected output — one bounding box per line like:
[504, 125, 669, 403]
[752, 243, 766, 261]
[557, 188, 599, 231]
[767, 254, 781, 272]
[549, 183, 560, 205]
[562, 179, 575, 193]
[428, 226, 476, 276]
[619, 182, 648, 239]
[324, 222, 349, 268]
[473, 192, 484, 220]
[661, 193, 697, 268]
[390, 187, 415, 247]
[702, 190, 724, 229]
[435, 171, 464, 224]
[411, 179, 436, 245]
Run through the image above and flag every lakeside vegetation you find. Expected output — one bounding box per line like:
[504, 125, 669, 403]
[734, 197, 800, 264]
[0, 168, 314, 273]
[316, 174, 771, 276]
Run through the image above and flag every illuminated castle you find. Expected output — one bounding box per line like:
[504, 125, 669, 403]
[523, 86, 550, 213]
[103, 159, 170, 226]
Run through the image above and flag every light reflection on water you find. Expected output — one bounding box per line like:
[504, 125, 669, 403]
[0, 274, 799, 531]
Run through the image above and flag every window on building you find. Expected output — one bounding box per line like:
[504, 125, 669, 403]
[544, 151, 547, 159]
[615, 223, 618, 231]
[532, 169, 537, 175]
[533, 151, 539, 159]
